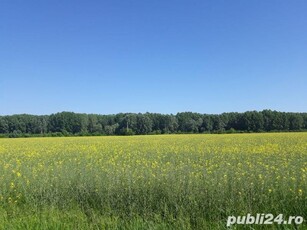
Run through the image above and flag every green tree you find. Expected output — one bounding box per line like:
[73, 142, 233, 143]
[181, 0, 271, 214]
[0, 117, 9, 133]
[289, 114, 304, 130]
[136, 114, 152, 134]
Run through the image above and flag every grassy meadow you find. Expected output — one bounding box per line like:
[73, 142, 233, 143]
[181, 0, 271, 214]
[0, 133, 306, 229]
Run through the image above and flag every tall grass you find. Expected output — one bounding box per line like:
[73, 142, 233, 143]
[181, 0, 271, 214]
[0, 133, 306, 229]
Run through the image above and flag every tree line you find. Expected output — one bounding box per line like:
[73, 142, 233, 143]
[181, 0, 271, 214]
[0, 110, 306, 137]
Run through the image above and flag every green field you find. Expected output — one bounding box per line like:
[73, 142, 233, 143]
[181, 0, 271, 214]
[0, 133, 306, 229]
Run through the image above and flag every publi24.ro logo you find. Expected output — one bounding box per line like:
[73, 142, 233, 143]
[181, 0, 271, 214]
[227, 213, 304, 227]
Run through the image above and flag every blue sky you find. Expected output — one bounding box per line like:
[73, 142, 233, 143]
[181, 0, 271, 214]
[1, 0, 306, 115]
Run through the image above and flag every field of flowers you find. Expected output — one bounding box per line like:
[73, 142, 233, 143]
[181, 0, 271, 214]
[0, 133, 306, 229]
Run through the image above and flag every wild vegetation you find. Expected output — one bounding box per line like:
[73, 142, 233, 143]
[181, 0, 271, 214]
[0, 133, 306, 229]
[0, 110, 307, 138]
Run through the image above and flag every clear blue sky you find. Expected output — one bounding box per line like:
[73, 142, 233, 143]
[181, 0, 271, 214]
[1, 0, 306, 115]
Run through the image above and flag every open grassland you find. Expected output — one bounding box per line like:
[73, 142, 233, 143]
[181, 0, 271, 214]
[0, 133, 306, 229]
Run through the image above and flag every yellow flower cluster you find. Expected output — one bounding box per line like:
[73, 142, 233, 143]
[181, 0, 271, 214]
[0, 133, 305, 218]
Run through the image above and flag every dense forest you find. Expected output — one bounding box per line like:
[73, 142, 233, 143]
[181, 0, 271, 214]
[0, 110, 307, 137]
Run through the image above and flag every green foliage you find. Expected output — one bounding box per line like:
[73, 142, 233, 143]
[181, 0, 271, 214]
[0, 110, 307, 137]
[0, 134, 306, 229]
